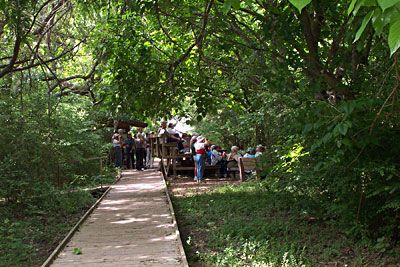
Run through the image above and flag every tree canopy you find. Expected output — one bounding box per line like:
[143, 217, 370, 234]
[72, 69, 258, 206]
[1, 0, 400, 264]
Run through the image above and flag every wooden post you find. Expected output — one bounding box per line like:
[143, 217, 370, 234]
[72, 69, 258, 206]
[239, 157, 245, 182]
[172, 147, 177, 179]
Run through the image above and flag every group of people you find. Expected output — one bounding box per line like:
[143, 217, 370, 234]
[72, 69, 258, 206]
[190, 136, 265, 183]
[111, 127, 153, 171]
[111, 120, 266, 183]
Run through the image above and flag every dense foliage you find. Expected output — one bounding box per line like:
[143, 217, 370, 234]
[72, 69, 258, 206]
[93, 0, 400, 254]
[0, 2, 114, 265]
[1, 0, 400, 265]
[172, 182, 400, 266]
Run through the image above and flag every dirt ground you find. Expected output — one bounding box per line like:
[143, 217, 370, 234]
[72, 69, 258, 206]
[166, 175, 240, 197]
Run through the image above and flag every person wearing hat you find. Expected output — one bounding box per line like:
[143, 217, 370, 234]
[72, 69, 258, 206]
[193, 136, 208, 183]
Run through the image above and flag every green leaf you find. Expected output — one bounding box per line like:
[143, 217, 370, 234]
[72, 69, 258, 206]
[338, 123, 348, 136]
[342, 102, 355, 114]
[288, 0, 312, 13]
[322, 132, 333, 144]
[230, 0, 241, 9]
[72, 247, 82, 255]
[337, 140, 342, 148]
[342, 138, 352, 147]
[222, 2, 232, 14]
[353, 0, 377, 16]
[364, 0, 380, 6]
[348, 0, 358, 15]
[372, 9, 384, 35]
[303, 123, 313, 133]
[389, 19, 400, 56]
[354, 10, 374, 43]
[377, 0, 400, 11]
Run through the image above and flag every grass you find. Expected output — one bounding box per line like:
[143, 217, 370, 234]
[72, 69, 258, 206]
[0, 172, 115, 267]
[170, 179, 400, 266]
[0, 190, 95, 267]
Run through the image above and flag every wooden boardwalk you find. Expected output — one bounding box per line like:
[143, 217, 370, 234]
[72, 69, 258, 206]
[50, 169, 188, 267]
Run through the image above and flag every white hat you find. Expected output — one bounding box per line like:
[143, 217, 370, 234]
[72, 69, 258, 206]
[197, 136, 205, 142]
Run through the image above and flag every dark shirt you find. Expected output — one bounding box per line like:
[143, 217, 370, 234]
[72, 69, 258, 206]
[124, 138, 134, 151]
[191, 143, 196, 156]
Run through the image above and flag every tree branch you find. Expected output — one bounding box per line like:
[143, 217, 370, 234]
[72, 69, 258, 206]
[0, 33, 22, 78]
[155, 1, 177, 44]
[167, 0, 214, 89]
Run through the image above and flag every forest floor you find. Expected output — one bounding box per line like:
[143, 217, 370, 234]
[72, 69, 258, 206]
[167, 175, 400, 267]
[0, 186, 109, 267]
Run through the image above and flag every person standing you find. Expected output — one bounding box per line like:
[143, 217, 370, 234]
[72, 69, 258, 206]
[194, 136, 207, 183]
[124, 132, 135, 169]
[145, 131, 154, 168]
[112, 133, 123, 168]
[190, 135, 198, 181]
[135, 127, 146, 171]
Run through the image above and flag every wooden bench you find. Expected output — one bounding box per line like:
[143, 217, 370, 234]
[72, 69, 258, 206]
[226, 166, 239, 179]
[238, 157, 261, 182]
[175, 162, 221, 177]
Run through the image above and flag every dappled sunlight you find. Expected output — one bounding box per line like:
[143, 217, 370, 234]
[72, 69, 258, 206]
[100, 199, 130, 205]
[111, 217, 150, 224]
[155, 223, 175, 228]
[166, 176, 241, 197]
[152, 213, 171, 217]
[96, 199, 168, 213]
[112, 182, 163, 191]
[50, 169, 185, 266]
[150, 234, 176, 242]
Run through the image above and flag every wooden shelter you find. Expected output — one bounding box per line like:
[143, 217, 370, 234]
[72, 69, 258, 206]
[97, 118, 148, 131]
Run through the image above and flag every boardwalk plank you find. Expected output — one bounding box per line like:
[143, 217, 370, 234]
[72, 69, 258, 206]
[50, 169, 187, 267]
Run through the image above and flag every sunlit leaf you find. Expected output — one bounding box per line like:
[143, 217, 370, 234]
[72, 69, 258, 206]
[377, 0, 400, 11]
[348, 0, 358, 15]
[288, 0, 312, 13]
[354, 10, 374, 43]
[389, 19, 400, 56]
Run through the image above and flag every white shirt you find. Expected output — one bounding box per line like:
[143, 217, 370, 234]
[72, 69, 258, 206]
[167, 127, 179, 135]
[194, 142, 205, 151]
[210, 150, 221, 165]
[112, 138, 121, 147]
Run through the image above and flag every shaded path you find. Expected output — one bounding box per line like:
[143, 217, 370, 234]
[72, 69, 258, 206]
[51, 169, 187, 266]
